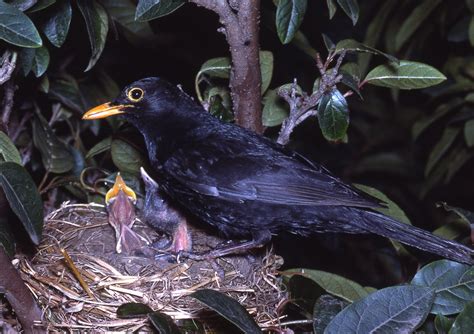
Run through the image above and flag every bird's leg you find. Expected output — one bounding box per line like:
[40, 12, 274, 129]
[179, 230, 272, 260]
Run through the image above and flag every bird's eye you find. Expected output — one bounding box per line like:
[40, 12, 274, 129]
[127, 87, 144, 102]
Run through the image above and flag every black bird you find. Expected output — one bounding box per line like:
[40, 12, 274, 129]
[83, 77, 473, 264]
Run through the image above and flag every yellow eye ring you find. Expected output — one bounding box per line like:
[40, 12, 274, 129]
[127, 87, 144, 102]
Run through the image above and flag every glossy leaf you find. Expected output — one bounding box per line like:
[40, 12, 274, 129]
[111, 139, 146, 175]
[135, 0, 185, 21]
[40, 0, 72, 47]
[324, 286, 435, 334]
[412, 99, 464, 140]
[101, 0, 153, 38]
[411, 260, 474, 315]
[0, 1, 42, 47]
[354, 184, 411, 225]
[464, 119, 474, 147]
[326, 0, 337, 19]
[32, 114, 74, 174]
[0, 218, 14, 257]
[77, 0, 109, 71]
[365, 61, 447, 90]
[262, 89, 289, 127]
[86, 137, 112, 159]
[117, 302, 152, 318]
[31, 46, 50, 77]
[49, 76, 84, 112]
[336, 0, 359, 25]
[17, 47, 35, 76]
[313, 295, 349, 334]
[0, 162, 43, 245]
[260, 51, 274, 94]
[196, 57, 231, 81]
[276, 0, 308, 44]
[27, 0, 56, 12]
[335, 39, 398, 64]
[0, 132, 22, 164]
[190, 289, 261, 334]
[148, 311, 182, 334]
[433, 203, 472, 240]
[425, 127, 460, 176]
[449, 301, 474, 334]
[434, 314, 454, 334]
[282, 268, 369, 302]
[317, 89, 349, 141]
[340, 71, 362, 98]
[395, 0, 442, 51]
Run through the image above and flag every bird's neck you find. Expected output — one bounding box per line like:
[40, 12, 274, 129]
[132, 108, 209, 165]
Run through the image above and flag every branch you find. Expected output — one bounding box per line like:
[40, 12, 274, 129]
[0, 50, 17, 85]
[1, 79, 17, 134]
[0, 248, 46, 333]
[190, 0, 263, 133]
[277, 51, 346, 145]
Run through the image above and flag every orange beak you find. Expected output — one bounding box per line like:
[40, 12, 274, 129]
[105, 173, 137, 204]
[82, 102, 130, 120]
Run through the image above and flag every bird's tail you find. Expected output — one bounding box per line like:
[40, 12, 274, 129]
[360, 210, 473, 265]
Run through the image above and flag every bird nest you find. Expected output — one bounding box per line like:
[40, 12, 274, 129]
[17, 202, 285, 331]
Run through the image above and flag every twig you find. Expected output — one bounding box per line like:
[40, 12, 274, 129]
[1, 80, 17, 134]
[190, 0, 263, 133]
[277, 51, 346, 145]
[0, 50, 17, 86]
[0, 248, 46, 333]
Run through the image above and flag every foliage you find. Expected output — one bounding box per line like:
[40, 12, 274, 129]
[0, 0, 472, 332]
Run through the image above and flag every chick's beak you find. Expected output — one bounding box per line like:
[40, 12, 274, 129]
[106, 174, 137, 204]
[82, 102, 129, 120]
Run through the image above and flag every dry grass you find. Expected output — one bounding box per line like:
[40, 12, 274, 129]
[18, 202, 286, 332]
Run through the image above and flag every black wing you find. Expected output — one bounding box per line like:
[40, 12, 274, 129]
[162, 130, 382, 209]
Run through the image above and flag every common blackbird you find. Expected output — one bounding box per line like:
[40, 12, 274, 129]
[83, 77, 473, 264]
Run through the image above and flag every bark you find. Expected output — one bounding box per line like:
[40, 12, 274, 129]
[190, 0, 263, 133]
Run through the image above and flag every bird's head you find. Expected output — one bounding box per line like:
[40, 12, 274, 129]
[82, 77, 191, 123]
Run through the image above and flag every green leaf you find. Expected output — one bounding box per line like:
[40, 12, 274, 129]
[433, 203, 472, 240]
[31, 46, 49, 77]
[317, 89, 349, 141]
[464, 119, 474, 147]
[412, 99, 464, 140]
[32, 114, 74, 174]
[190, 289, 261, 334]
[281, 268, 369, 302]
[86, 137, 112, 159]
[262, 89, 289, 127]
[313, 295, 349, 334]
[117, 302, 152, 318]
[340, 71, 362, 98]
[469, 16, 474, 47]
[38, 75, 49, 93]
[40, 0, 72, 47]
[77, 0, 109, 71]
[365, 61, 447, 90]
[449, 301, 474, 334]
[335, 39, 398, 64]
[336, 0, 359, 25]
[322, 33, 335, 51]
[27, 0, 56, 13]
[260, 51, 274, 94]
[17, 47, 35, 76]
[111, 139, 146, 175]
[358, 0, 397, 76]
[354, 184, 411, 225]
[0, 131, 21, 164]
[101, 0, 153, 39]
[135, 0, 185, 22]
[0, 1, 42, 47]
[435, 314, 454, 334]
[0, 162, 43, 245]
[148, 311, 182, 334]
[411, 260, 474, 315]
[324, 286, 435, 334]
[288, 275, 325, 313]
[326, 0, 337, 19]
[395, 0, 442, 51]
[49, 76, 84, 112]
[276, 0, 308, 44]
[425, 127, 460, 176]
[0, 217, 14, 256]
[196, 57, 231, 80]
